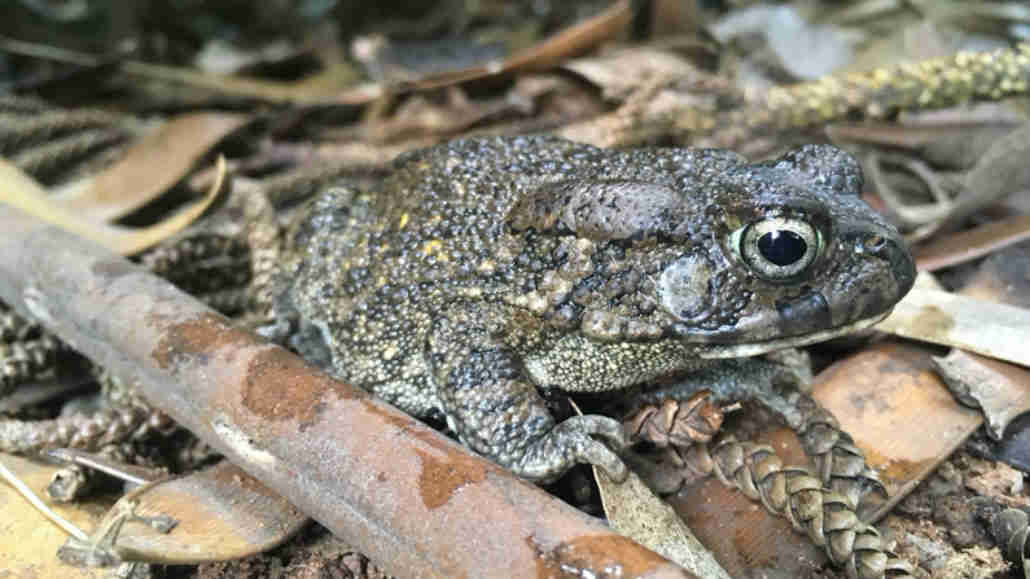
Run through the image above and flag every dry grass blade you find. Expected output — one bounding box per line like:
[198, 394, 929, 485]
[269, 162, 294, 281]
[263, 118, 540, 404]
[0, 155, 227, 255]
[54, 112, 250, 222]
[0, 454, 89, 541]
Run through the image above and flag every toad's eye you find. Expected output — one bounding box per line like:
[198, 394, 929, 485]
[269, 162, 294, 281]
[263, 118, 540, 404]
[733, 217, 821, 280]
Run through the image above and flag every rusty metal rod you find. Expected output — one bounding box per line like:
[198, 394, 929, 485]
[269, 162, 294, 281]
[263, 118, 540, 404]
[0, 203, 694, 579]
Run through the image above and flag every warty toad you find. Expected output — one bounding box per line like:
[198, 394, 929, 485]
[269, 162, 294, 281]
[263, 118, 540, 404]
[268, 135, 915, 481]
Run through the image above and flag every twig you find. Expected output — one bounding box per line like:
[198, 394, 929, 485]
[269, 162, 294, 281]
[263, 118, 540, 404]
[0, 456, 90, 542]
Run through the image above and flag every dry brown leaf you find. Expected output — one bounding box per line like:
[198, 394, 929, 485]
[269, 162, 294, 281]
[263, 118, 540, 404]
[87, 460, 307, 564]
[0, 156, 227, 255]
[915, 214, 1030, 271]
[54, 112, 249, 222]
[399, 0, 633, 92]
[562, 47, 702, 101]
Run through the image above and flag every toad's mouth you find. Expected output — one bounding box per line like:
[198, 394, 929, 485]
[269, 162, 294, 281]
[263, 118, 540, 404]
[695, 309, 892, 360]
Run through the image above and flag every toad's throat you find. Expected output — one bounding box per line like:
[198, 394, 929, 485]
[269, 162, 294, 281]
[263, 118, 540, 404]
[695, 309, 892, 359]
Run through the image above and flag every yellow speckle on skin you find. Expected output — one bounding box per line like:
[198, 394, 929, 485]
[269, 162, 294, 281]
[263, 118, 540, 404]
[422, 239, 449, 261]
[477, 260, 496, 274]
[398, 213, 409, 229]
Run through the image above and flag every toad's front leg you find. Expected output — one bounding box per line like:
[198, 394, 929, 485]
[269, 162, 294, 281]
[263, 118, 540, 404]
[430, 315, 627, 483]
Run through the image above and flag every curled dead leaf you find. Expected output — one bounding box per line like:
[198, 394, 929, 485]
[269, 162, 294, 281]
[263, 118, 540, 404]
[0, 155, 228, 255]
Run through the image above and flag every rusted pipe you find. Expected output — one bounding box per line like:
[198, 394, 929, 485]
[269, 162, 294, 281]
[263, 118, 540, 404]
[0, 204, 695, 579]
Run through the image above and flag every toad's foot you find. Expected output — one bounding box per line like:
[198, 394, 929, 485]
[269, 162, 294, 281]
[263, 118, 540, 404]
[436, 341, 628, 483]
[511, 415, 628, 482]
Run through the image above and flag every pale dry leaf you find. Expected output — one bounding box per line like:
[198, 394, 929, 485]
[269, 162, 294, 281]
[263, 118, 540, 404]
[877, 287, 1030, 368]
[562, 47, 700, 101]
[0, 156, 227, 255]
[595, 467, 731, 579]
[933, 349, 1030, 440]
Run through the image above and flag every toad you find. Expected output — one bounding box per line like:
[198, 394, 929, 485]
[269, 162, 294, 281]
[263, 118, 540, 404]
[268, 135, 915, 481]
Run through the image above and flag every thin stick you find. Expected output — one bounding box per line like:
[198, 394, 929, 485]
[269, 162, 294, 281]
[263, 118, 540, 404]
[0, 456, 90, 542]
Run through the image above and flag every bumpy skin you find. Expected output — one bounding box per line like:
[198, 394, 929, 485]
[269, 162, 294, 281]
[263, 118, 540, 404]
[273, 135, 915, 481]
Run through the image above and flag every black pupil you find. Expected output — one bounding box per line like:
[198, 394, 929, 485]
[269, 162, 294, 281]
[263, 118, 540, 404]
[758, 230, 807, 266]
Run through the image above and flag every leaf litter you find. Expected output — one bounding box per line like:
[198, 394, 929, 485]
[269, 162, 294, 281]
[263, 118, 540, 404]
[2, 2, 1030, 578]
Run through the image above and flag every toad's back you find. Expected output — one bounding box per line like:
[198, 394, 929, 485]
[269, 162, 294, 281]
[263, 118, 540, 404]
[279, 136, 628, 415]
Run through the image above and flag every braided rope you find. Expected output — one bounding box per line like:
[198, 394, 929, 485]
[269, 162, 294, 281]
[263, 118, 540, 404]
[140, 234, 249, 279]
[1, 334, 63, 396]
[689, 436, 915, 579]
[793, 392, 887, 511]
[1, 308, 38, 343]
[0, 402, 174, 454]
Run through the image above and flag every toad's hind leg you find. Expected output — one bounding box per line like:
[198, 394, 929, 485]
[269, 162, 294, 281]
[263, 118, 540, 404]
[430, 317, 628, 482]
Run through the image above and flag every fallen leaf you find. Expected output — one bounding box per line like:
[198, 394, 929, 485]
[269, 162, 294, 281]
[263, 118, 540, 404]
[933, 349, 1030, 440]
[562, 46, 703, 101]
[915, 214, 1030, 271]
[0, 156, 227, 255]
[53, 112, 250, 222]
[89, 460, 308, 564]
[877, 287, 1030, 368]
[595, 467, 731, 579]
[399, 0, 633, 92]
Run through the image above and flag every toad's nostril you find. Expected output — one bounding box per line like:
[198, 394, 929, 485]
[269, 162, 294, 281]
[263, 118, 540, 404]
[864, 234, 887, 252]
[874, 237, 916, 296]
